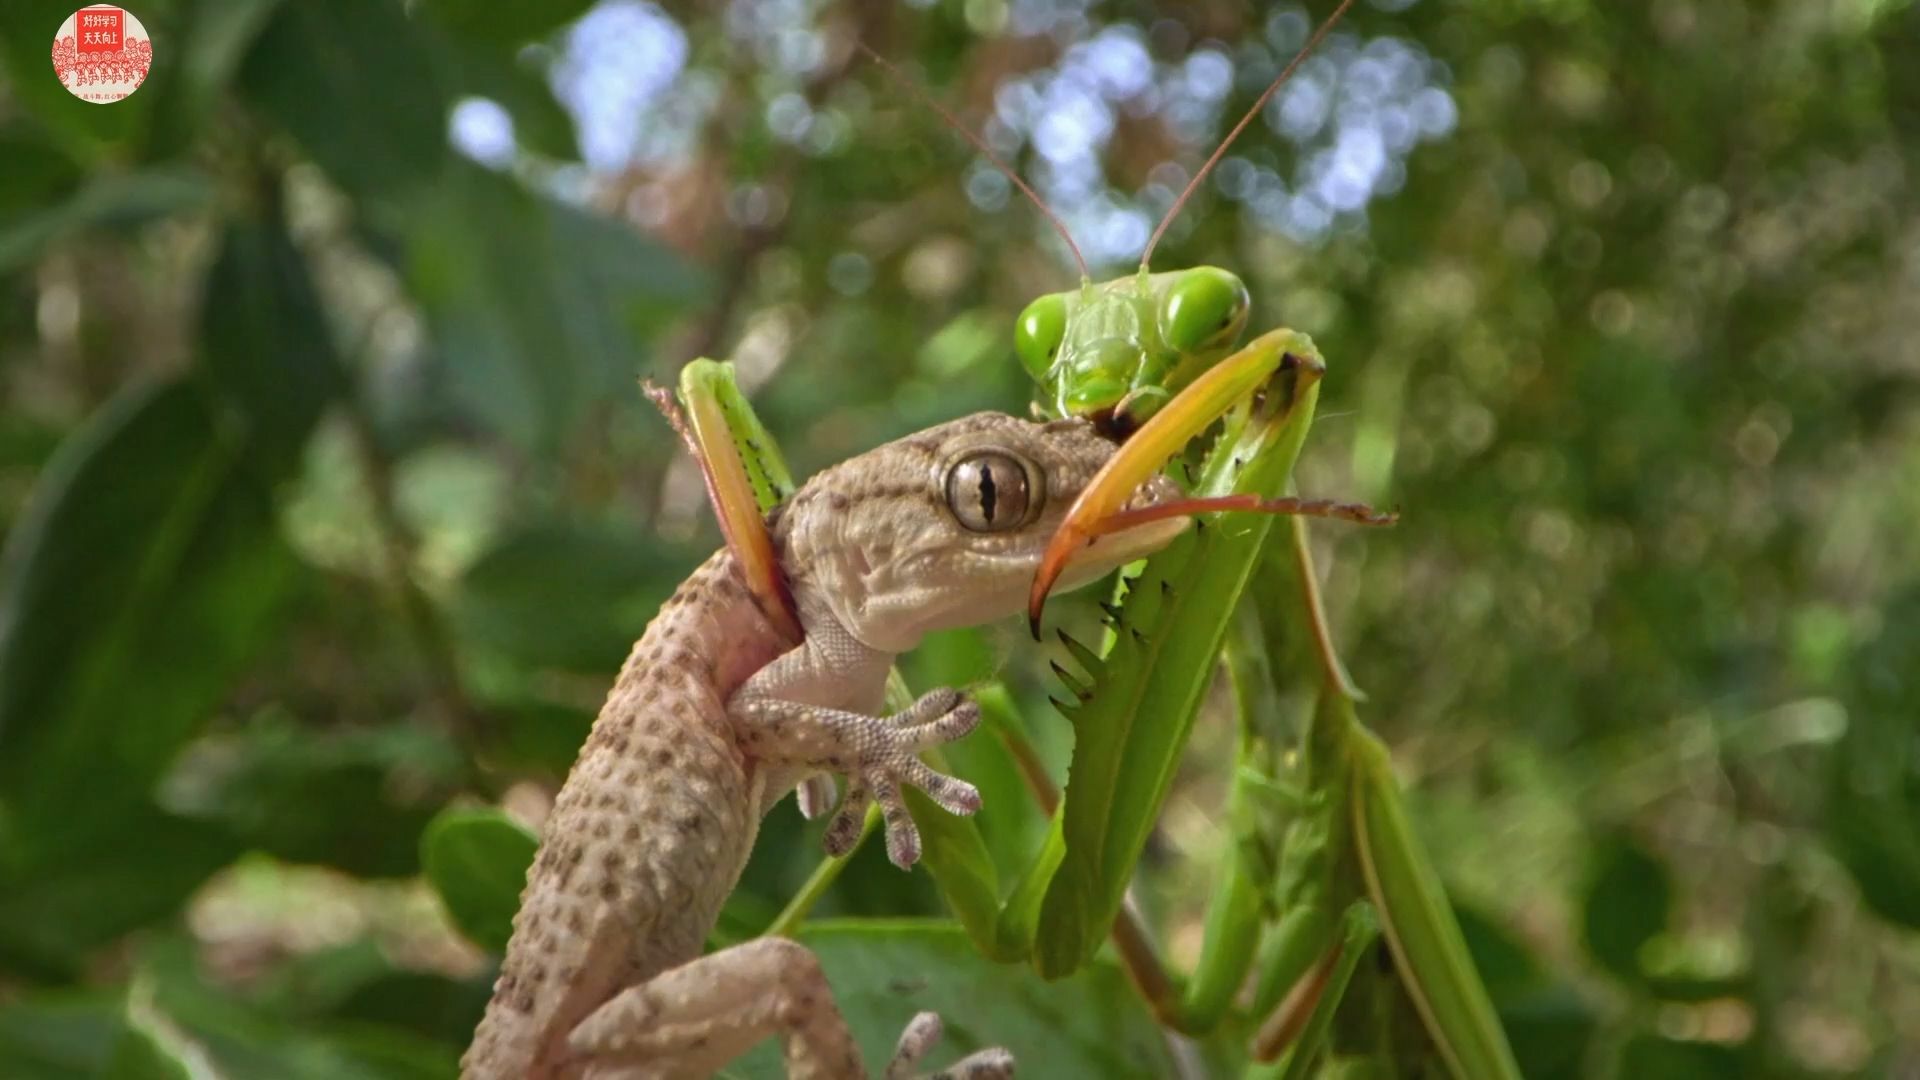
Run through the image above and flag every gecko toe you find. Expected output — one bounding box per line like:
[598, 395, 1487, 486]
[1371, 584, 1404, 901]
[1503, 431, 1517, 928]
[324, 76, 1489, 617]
[887, 1012, 944, 1079]
[899, 699, 980, 750]
[903, 759, 981, 815]
[822, 783, 872, 856]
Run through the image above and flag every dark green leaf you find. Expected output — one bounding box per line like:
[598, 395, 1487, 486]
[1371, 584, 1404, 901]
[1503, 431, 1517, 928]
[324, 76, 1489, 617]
[201, 215, 346, 473]
[1581, 831, 1673, 986]
[484, 697, 594, 776]
[140, 0, 288, 157]
[1494, 985, 1598, 1080]
[238, 0, 450, 203]
[407, 163, 703, 454]
[420, 0, 597, 50]
[0, 167, 212, 274]
[1826, 586, 1920, 930]
[421, 806, 538, 953]
[103, 1027, 194, 1080]
[134, 935, 462, 1080]
[0, 808, 241, 979]
[1615, 1033, 1745, 1080]
[0, 126, 83, 219]
[452, 518, 696, 672]
[186, 719, 463, 878]
[241, 937, 490, 1046]
[1455, 903, 1545, 1001]
[442, 52, 581, 161]
[0, 992, 129, 1079]
[0, 379, 301, 856]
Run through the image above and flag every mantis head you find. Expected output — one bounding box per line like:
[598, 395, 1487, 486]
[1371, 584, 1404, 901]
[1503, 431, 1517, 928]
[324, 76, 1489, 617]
[773, 413, 1186, 655]
[1015, 267, 1253, 436]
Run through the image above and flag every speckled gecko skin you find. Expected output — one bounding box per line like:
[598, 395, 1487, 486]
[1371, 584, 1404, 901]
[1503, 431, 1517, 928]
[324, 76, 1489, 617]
[462, 413, 1184, 1080]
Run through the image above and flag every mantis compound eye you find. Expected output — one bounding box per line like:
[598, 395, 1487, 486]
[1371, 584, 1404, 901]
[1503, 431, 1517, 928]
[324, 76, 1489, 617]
[1014, 294, 1069, 384]
[1160, 267, 1250, 355]
[945, 450, 1038, 533]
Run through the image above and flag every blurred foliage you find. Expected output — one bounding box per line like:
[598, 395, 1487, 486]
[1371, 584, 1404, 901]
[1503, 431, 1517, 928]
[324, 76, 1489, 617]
[1, 0, 1918, 1076]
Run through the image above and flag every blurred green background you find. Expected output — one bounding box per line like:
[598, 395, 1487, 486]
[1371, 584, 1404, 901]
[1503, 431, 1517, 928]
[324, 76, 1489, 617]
[2, 0, 1918, 1076]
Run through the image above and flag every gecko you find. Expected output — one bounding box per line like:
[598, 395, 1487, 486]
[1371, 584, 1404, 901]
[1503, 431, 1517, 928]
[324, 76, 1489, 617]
[462, 411, 1189, 1079]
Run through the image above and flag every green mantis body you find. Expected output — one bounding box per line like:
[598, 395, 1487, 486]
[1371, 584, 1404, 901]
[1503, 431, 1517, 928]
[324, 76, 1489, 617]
[659, 2, 1523, 1075]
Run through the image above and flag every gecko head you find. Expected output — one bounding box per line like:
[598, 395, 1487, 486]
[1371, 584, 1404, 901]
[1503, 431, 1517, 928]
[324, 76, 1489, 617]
[776, 412, 1187, 654]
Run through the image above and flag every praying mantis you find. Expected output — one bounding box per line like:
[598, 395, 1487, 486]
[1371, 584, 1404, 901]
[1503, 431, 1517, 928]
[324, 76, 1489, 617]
[652, 4, 1526, 1077]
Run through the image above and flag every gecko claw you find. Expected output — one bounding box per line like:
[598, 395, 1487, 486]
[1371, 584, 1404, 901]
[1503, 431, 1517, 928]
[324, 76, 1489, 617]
[796, 774, 837, 820]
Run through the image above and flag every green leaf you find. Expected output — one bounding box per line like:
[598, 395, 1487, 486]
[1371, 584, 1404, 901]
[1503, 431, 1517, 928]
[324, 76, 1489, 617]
[103, 1027, 194, 1080]
[1826, 585, 1920, 930]
[1615, 1034, 1744, 1080]
[407, 163, 704, 455]
[134, 935, 462, 1080]
[1580, 831, 1673, 985]
[187, 720, 464, 878]
[421, 806, 538, 953]
[452, 518, 697, 672]
[140, 0, 288, 157]
[0, 807, 242, 979]
[1454, 903, 1545, 1001]
[727, 921, 1178, 1080]
[420, 0, 598, 50]
[0, 379, 302, 855]
[238, 0, 451, 203]
[0, 167, 213, 274]
[435, 46, 581, 161]
[0, 126, 83, 219]
[200, 215, 347, 473]
[239, 937, 490, 1046]
[902, 787, 1009, 959]
[0, 991, 130, 1078]
[484, 696, 594, 776]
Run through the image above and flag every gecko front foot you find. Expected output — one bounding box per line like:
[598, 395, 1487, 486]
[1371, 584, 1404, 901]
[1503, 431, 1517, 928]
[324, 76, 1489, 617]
[820, 688, 983, 868]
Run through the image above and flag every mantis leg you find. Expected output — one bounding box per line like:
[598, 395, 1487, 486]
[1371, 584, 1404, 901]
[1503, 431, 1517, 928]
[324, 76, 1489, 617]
[646, 359, 801, 645]
[1029, 327, 1326, 624]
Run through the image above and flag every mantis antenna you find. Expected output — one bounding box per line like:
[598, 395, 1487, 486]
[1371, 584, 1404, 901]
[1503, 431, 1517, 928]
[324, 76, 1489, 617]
[855, 41, 1091, 282]
[1137, 0, 1360, 270]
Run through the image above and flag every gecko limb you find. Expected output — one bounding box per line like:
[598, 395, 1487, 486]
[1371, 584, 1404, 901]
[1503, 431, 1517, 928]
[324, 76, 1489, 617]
[734, 687, 983, 869]
[567, 938, 1012, 1080]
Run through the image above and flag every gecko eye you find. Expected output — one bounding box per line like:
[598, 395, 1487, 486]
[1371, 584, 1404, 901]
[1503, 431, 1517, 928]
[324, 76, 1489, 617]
[1014, 294, 1068, 385]
[945, 451, 1037, 533]
[1160, 267, 1250, 354]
